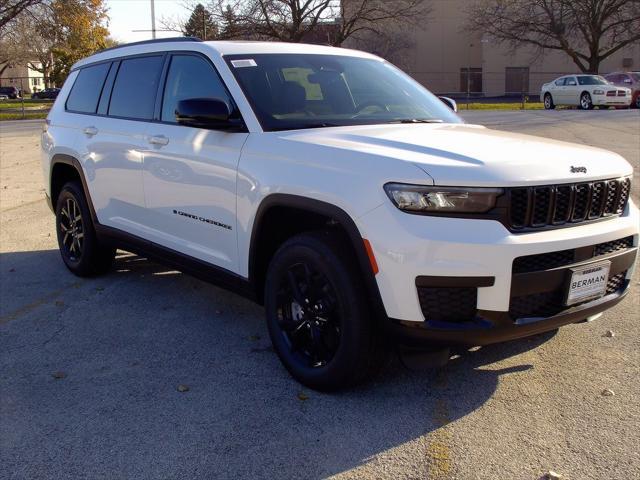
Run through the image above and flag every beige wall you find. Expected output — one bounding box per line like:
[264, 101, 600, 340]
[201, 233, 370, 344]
[346, 0, 640, 97]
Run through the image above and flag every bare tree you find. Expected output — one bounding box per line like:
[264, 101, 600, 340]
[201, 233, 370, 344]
[167, 0, 430, 45]
[467, 0, 640, 73]
[0, 0, 43, 31]
[334, 0, 429, 47]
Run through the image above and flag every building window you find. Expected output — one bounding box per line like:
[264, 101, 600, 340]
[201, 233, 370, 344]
[460, 68, 483, 94]
[505, 67, 530, 95]
[32, 77, 41, 86]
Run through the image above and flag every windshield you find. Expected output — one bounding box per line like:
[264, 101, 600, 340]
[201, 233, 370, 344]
[577, 75, 609, 85]
[225, 54, 462, 131]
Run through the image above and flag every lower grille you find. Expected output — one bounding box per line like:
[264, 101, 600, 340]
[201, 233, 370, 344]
[513, 236, 635, 274]
[509, 272, 627, 320]
[417, 287, 476, 323]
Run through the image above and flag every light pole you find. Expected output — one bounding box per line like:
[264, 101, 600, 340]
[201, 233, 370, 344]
[150, 0, 156, 39]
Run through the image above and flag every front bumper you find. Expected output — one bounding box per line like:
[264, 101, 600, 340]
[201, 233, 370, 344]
[593, 96, 632, 106]
[358, 200, 639, 346]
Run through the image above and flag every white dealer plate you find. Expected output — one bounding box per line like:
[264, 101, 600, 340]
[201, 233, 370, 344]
[566, 261, 611, 306]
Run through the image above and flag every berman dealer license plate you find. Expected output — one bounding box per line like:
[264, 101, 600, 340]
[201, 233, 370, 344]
[566, 261, 611, 306]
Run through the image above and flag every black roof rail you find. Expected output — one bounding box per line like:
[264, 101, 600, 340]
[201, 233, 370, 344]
[97, 37, 202, 54]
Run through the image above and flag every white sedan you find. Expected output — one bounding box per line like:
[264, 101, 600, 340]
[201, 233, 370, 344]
[541, 74, 631, 109]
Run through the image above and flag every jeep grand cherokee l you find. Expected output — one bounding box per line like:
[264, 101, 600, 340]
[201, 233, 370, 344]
[41, 38, 639, 390]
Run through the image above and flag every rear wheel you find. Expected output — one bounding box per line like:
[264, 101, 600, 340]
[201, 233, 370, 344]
[55, 181, 115, 276]
[580, 92, 594, 110]
[635, 94, 640, 109]
[264, 231, 383, 391]
[543, 93, 555, 110]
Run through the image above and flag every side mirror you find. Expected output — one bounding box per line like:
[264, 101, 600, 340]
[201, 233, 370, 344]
[438, 96, 458, 112]
[175, 98, 243, 130]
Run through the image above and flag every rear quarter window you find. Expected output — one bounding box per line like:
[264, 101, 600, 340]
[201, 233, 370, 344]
[66, 62, 111, 113]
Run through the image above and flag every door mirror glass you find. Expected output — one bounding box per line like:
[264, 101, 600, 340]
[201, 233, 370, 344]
[175, 98, 237, 129]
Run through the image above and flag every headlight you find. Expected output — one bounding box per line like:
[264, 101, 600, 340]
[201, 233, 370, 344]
[593, 90, 605, 95]
[384, 183, 503, 214]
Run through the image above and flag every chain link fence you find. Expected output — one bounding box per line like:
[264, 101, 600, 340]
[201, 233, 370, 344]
[0, 76, 53, 120]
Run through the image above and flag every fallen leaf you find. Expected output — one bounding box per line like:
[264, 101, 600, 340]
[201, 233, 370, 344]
[54, 300, 64, 307]
[52, 371, 66, 380]
[604, 330, 615, 338]
[298, 391, 309, 401]
[177, 384, 189, 393]
[601, 389, 615, 397]
[543, 471, 562, 480]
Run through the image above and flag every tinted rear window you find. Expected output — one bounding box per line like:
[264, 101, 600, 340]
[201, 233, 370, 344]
[109, 56, 164, 120]
[66, 63, 111, 113]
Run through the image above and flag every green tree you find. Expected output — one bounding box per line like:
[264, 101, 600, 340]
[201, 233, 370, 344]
[45, 0, 110, 84]
[184, 3, 218, 40]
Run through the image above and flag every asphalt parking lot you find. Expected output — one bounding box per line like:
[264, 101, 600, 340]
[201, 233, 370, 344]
[1, 110, 639, 479]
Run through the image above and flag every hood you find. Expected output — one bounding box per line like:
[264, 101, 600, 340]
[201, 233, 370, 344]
[279, 123, 633, 187]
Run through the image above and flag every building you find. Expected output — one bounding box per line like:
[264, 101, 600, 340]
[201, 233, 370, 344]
[0, 62, 45, 95]
[348, 0, 640, 98]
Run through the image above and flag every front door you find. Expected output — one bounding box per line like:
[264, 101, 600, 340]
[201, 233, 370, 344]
[140, 53, 248, 273]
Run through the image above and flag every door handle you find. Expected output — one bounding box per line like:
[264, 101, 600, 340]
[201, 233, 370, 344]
[148, 135, 169, 146]
[83, 126, 98, 136]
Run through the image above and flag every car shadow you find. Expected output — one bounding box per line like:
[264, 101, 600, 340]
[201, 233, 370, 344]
[1, 249, 556, 478]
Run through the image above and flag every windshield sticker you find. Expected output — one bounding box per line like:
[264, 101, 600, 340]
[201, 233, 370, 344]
[231, 59, 257, 68]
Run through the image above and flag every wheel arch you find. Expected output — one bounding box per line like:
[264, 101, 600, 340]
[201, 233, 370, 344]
[50, 154, 97, 222]
[248, 194, 387, 319]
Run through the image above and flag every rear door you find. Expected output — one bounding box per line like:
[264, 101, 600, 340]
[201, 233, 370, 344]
[140, 53, 248, 273]
[77, 54, 165, 237]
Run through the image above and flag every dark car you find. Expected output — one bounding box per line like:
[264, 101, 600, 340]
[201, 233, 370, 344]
[604, 72, 640, 108]
[0, 86, 21, 99]
[32, 88, 61, 100]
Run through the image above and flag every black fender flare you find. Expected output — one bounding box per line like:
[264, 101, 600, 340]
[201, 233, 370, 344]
[248, 193, 388, 320]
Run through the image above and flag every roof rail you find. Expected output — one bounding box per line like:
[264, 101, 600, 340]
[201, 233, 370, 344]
[98, 37, 202, 54]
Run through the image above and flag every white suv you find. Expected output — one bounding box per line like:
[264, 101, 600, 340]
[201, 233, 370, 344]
[42, 38, 638, 390]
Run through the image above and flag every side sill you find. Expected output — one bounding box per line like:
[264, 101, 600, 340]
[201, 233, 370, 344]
[95, 224, 257, 302]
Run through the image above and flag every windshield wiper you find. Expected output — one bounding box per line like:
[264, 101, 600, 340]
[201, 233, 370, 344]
[387, 118, 445, 124]
[271, 122, 342, 132]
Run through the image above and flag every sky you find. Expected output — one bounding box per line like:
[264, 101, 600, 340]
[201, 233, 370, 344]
[105, 0, 191, 43]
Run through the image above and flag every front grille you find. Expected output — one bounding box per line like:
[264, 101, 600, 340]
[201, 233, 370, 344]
[510, 271, 627, 320]
[417, 287, 477, 323]
[618, 90, 627, 97]
[607, 91, 616, 97]
[513, 236, 635, 274]
[508, 178, 631, 231]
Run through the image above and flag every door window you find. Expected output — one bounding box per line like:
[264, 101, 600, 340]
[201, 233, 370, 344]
[161, 54, 232, 123]
[109, 56, 164, 120]
[555, 78, 566, 86]
[565, 77, 577, 86]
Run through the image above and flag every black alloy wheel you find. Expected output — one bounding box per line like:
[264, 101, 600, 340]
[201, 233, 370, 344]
[55, 181, 115, 276]
[264, 231, 384, 391]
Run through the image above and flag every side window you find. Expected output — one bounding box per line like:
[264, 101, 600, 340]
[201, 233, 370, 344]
[161, 55, 232, 123]
[109, 56, 164, 120]
[66, 62, 111, 113]
[566, 77, 577, 86]
[555, 78, 566, 86]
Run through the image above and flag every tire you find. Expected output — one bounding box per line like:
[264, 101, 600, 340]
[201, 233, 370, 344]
[55, 181, 115, 276]
[264, 230, 384, 391]
[635, 94, 640, 109]
[543, 93, 555, 110]
[580, 92, 594, 110]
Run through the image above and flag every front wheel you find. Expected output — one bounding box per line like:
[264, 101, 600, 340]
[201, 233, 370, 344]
[543, 93, 555, 110]
[264, 231, 383, 391]
[55, 181, 115, 276]
[580, 92, 594, 110]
